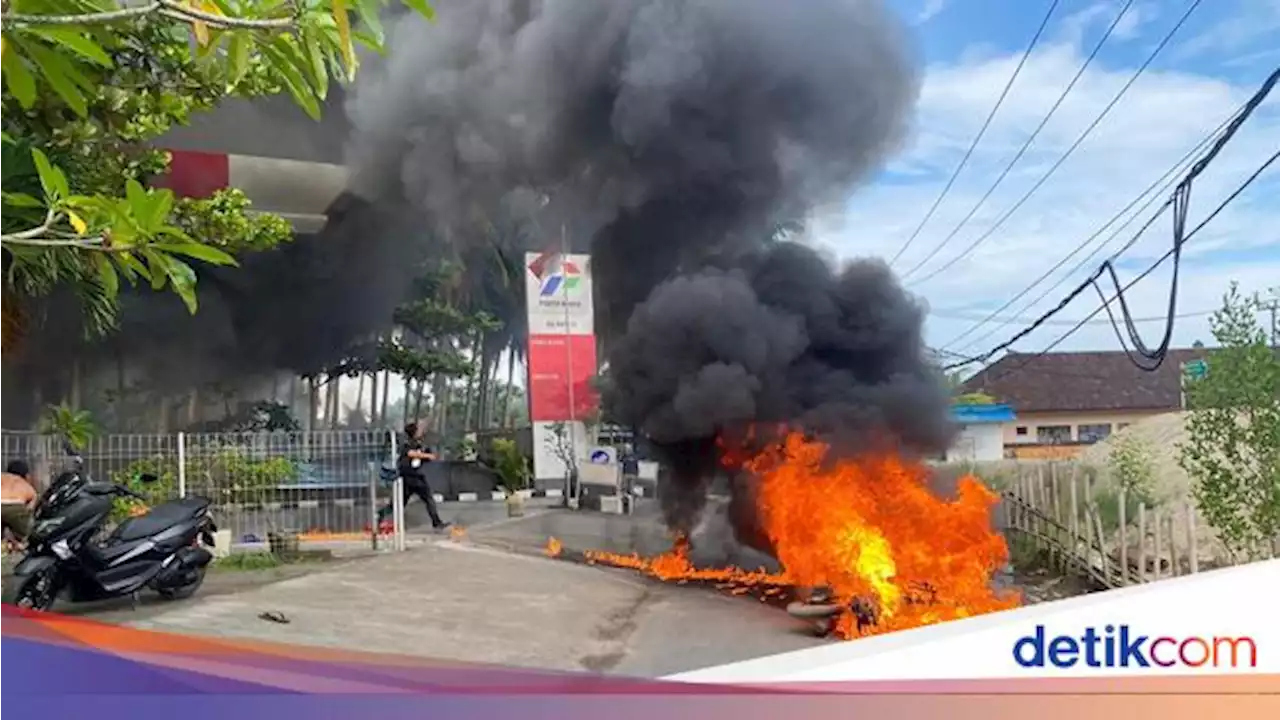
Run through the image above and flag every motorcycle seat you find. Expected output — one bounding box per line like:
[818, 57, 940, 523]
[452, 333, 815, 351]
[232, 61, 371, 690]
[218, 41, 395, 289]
[113, 496, 210, 542]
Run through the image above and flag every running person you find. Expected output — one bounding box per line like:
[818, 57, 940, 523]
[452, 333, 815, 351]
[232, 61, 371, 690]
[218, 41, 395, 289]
[379, 421, 451, 531]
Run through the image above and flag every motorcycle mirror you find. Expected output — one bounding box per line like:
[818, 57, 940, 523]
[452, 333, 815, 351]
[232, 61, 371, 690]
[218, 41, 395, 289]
[138, 473, 159, 484]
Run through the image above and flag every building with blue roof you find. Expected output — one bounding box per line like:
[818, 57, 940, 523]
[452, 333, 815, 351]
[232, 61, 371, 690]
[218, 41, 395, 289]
[947, 403, 1016, 462]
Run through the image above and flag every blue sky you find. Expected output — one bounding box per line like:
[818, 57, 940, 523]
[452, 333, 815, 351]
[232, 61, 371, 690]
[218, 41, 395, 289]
[813, 0, 1280, 361]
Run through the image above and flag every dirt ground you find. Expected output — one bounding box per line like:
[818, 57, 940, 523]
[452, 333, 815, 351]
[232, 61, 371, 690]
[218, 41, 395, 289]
[1011, 566, 1095, 603]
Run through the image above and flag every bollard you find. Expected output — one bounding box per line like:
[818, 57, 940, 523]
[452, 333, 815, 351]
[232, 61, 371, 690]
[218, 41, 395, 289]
[369, 465, 379, 551]
[393, 477, 406, 552]
[177, 432, 187, 498]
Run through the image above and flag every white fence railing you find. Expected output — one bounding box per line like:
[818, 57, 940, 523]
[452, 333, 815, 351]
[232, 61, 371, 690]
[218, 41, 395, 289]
[2, 430, 409, 549]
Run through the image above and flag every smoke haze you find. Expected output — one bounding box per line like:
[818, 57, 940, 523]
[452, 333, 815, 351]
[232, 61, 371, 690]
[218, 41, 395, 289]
[339, 0, 950, 542]
[3, 192, 434, 426]
[343, 0, 920, 341]
[9, 0, 953, 549]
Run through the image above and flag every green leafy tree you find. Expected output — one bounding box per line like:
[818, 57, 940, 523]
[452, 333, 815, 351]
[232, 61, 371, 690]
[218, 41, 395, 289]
[2, 0, 434, 337]
[1178, 284, 1280, 560]
[1099, 433, 1156, 533]
[388, 260, 504, 426]
[37, 402, 97, 448]
[1107, 433, 1156, 499]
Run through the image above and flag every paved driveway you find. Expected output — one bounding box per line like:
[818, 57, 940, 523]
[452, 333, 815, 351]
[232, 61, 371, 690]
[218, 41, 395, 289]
[119, 533, 823, 676]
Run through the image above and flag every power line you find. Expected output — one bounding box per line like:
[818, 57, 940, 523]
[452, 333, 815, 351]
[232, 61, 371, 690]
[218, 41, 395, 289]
[962, 147, 1280, 379]
[942, 63, 1280, 368]
[941, 103, 1241, 354]
[903, 0, 1206, 286]
[885, 0, 1062, 268]
[898, 0, 1135, 281]
[1095, 65, 1279, 371]
[931, 308, 1214, 327]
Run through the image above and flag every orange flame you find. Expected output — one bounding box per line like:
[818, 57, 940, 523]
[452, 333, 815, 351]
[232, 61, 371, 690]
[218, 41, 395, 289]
[585, 431, 1020, 638]
[544, 536, 563, 557]
[449, 526, 467, 542]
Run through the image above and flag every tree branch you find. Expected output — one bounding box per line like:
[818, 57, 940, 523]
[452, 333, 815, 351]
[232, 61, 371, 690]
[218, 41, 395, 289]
[157, 0, 295, 29]
[1, 235, 121, 250]
[1, 211, 129, 251]
[3, 2, 161, 27]
[3, 0, 296, 30]
[1, 208, 57, 241]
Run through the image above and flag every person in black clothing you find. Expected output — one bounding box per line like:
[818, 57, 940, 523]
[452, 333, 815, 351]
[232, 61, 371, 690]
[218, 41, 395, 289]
[379, 421, 451, 531]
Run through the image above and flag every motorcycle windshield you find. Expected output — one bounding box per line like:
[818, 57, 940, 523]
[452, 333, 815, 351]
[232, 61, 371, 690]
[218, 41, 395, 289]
[36, 472, 83, 516]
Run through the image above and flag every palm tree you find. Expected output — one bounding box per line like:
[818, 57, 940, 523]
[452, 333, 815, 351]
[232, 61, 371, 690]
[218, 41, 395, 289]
[471, 218, 530, 429]
[451, 209, 530, 431]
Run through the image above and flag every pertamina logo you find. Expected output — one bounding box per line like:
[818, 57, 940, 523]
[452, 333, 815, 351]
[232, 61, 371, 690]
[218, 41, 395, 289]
[528, 252, 583, 298]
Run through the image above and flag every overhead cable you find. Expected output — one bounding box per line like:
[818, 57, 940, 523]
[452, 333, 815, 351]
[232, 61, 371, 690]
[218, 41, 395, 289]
[945, 143, 1279, 374]
[903, 0, 1206, 285]
[941, 105, 1240, 354]
[885, 0, 1062, 268]
[899, 0, 1136, 280]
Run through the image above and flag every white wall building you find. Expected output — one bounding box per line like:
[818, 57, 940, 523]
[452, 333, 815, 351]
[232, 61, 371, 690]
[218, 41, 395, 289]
[946, 404, 1016, 463]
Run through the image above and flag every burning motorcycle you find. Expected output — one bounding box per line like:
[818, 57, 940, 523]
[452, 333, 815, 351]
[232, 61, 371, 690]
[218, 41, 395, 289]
[9, 447, 218, 612]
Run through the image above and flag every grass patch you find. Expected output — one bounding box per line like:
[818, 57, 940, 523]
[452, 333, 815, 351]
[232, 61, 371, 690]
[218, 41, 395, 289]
[213, 551, 283, 571]
[212, 548, 336, 572]
[1006, 534, 1046, 573]
[1092, 484, 1154, 534]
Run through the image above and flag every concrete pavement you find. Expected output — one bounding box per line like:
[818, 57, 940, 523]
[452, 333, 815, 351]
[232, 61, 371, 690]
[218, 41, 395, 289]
[402, 496, 564, 534]
[461, 497, 782, 570]
[122, 532, 823, 676]
[65, 498, 1080, 675]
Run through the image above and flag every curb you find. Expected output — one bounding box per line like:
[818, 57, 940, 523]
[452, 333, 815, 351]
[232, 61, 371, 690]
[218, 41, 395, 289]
[213, 488, 569, 512]
[205, 484, 652, 512]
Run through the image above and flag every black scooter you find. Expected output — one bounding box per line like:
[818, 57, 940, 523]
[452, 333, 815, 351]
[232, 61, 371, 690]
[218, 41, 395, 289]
[9, 450, 218, 612]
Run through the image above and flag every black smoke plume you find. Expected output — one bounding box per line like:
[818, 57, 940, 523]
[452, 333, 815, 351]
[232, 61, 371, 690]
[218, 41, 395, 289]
[337, 0, 948, 544]
[602, 243, 956, 551]
[343, 0, 920, 342]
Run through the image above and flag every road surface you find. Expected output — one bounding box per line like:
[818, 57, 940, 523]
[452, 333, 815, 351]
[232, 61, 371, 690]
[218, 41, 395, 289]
[82, 500, 820, 676]
[12, 498, 1083, 676]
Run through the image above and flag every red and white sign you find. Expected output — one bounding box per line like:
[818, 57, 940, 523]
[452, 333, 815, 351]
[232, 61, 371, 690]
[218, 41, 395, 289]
[525, 251, 595, 336]
[526, 251, 599, 481]
[527, 334, 599, 422]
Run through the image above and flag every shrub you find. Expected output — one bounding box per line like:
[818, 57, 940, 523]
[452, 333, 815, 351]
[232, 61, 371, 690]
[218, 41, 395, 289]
[491, 438, 531, 493]
[1107, 434, 1156, 499]
[108, 449, 300, 522]
[37, 404, 97, 449]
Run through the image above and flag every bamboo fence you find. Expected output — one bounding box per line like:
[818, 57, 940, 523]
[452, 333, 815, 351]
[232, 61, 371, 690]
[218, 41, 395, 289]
[999, 463, 1211, 589]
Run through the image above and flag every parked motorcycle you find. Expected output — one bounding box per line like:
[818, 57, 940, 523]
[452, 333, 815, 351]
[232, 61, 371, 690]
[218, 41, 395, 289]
[9, 447, 218, 612]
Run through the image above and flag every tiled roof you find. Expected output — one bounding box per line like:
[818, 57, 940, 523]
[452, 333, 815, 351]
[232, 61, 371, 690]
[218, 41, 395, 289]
[960, 348, 1211, 413]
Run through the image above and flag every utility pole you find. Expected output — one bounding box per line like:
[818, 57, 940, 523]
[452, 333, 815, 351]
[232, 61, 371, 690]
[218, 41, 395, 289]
[561, 223, 579, 508]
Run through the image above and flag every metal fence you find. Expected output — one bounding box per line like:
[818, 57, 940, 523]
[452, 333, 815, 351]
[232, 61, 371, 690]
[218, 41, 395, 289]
[1, 429, 401, 546]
